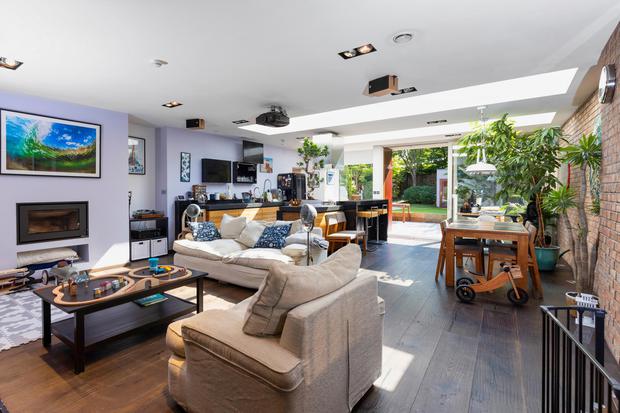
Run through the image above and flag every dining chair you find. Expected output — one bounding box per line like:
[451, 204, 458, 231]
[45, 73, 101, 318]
[325, 212, 367, 255]
[435, 219, 485, 281]
[486, 221, 541, 284]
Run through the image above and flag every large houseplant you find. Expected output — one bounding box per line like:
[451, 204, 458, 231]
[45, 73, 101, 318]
[296, 138, 329, 199]
[458, 115, 562, 249]
[545, 134, 601, 292]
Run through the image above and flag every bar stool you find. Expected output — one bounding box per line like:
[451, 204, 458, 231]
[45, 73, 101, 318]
[357, 209, 379, 247]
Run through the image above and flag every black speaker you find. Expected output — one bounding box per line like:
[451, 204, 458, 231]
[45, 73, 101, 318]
[368, 75, 398, 96]
[186, 118, 205, 129]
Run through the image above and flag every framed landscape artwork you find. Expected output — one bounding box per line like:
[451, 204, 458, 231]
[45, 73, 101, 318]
[1, 109, 101, 178]
[180, 152, 191, 182]
[128, 136, 145, 175]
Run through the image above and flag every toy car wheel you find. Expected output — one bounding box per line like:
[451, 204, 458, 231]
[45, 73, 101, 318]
[41, 270, 50, 285]
[456, 285, 476, 303]
[456, 277, 474, 287]
[507, 287, 529, 305]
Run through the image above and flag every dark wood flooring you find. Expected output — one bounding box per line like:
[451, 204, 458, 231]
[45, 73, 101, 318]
[0, 241, 607, 412]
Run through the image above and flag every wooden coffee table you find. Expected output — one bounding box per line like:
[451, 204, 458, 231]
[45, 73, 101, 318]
[34, 267, 207, 373]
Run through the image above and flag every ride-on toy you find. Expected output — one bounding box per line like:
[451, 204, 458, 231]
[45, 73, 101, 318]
[455, 262, 529, 305]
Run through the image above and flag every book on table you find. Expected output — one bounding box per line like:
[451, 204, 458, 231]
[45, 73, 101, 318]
[134, 293, 168, 307]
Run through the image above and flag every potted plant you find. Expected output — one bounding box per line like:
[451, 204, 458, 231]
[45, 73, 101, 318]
[296, 138, 329, 200]
[458, 116, 563, 268]
[551, 134, 601, 293]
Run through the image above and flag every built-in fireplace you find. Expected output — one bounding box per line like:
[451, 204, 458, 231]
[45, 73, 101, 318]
[17, 202, 89, 244]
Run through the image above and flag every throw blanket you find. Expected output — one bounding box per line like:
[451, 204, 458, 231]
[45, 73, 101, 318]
[312, 237, 329, 250]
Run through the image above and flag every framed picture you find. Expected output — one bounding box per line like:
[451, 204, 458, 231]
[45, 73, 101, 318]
[180, 152, 191, 182]
[1, 109, 101, 178]
[128, 136, 145, 175]
[326, 169, 335, 185]
[260, 156, 273, 173]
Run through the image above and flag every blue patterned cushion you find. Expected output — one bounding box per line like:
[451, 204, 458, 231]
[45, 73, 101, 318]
[188, 221, 221, 242]
[254, 224, 292, 249]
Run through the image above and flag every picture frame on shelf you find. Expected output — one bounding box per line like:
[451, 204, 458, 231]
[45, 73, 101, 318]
[128, 136, 146, 175]
[180, 152, 191, 182]
[1, 109, 101, 178]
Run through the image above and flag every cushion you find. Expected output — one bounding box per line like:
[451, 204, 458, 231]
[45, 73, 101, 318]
[16, 247, 80, 267]
[173, 238, 246, 261]
[281, 244, 307, 259]
[236, 220, 268, 248]
[254, 224, 291, 249]
[285, 231, 324, 247]
[166, 319, 186, 357]
[220, 214, 247, 239]
[243, 243, 362, 336]
[275, 219, 303, 235]
[222, 248, 294, 270]
[188, 221, 221, 242]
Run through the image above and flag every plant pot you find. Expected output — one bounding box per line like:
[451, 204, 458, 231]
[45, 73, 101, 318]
[535, 245, 560, 271]
[350, 194, 361, 200]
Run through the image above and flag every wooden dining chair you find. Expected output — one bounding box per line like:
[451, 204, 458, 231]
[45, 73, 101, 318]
[487, 222, 542, 293]
[325, 212, 367, 255]
[435, 219, 485, 281]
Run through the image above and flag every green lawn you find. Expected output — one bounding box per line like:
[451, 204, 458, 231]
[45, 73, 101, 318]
[393, 203, 447, 215]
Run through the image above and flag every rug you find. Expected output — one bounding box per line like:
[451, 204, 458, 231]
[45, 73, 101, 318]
[0, 290, 70, 352]
[0, 286, 239, 352]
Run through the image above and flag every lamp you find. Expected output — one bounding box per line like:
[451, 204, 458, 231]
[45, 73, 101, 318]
[182, 203, 202, 231]
[300, 203, 317, 265]
[465, 106, 497, 176]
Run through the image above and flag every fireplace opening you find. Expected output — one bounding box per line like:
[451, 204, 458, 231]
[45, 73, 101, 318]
[17, 202, 88, 244]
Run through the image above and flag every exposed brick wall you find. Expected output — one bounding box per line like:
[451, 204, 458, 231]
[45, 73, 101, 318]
[560, 23, 620, 360]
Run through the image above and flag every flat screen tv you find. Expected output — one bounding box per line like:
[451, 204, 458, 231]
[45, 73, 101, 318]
[242, 140, 264, 164]
[201, 158, 231, 183]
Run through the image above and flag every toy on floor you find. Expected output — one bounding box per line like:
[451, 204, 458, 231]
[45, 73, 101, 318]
[455, 262, 529, 305]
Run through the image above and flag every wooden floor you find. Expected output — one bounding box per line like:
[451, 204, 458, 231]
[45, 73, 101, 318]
[0, 238, 596, 413]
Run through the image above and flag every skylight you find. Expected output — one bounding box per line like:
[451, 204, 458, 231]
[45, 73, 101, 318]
[343, 112, 557, 145]
[240, 68, 577, 135]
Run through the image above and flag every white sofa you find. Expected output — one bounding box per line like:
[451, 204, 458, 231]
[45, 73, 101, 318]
[173, 218, 327, 289]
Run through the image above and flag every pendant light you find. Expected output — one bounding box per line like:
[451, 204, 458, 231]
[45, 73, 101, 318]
[465, 106, 497, 176]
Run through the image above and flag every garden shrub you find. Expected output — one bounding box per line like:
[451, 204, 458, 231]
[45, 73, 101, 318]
[403, 185, 436, 204]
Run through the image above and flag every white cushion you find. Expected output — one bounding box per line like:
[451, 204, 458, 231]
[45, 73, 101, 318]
[275, 219, 303, 235]
[282, 244, 307, 259]
[285, 232, 324, 247]
[173, 239, 246, 261]
[16, 247, 79, 267]
[236, 220, 268, 248]
[222, 248, 294, 270]
[220, 214, 247, 239]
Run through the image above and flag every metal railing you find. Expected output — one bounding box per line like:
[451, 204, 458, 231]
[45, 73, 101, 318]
[542, 305, 620, 412]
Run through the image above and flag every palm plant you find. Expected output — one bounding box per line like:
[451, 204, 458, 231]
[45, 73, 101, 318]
[557, 133, 602, 292]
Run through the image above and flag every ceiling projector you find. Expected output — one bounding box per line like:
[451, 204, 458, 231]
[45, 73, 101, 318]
[256, 105, 290, 127]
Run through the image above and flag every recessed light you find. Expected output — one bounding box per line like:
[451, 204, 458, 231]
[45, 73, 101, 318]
[240, 68, 576, 136]
[0, 57, 23, 70]
[162, 100, 182, 108]
[427, 119, 448, 125]
[445, 133, 462, 138]
[232, 119, 249, 124]
[338, 43, 376, 60]
[392, 32, 414, 44]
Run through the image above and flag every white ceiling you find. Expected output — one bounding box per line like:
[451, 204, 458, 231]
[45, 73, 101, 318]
[1, 0, 619, 150]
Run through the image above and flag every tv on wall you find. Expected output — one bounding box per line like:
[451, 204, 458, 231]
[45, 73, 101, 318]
[242, 140, 264, 164]
[201, 158, 231, 183]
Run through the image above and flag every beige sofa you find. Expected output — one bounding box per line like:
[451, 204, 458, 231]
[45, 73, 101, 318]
[167, 269, 384, 412]
[173, 219, 328, 289]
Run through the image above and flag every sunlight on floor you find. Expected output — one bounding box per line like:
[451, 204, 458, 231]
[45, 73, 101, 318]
[374, 345, 415, 392]
[373, 271, 416, 287]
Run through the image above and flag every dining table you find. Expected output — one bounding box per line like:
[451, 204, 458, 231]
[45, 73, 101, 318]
[444, 219, 543, 297]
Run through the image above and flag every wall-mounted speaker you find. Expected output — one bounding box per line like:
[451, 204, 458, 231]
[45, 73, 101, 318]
[186, 118, 206, 129]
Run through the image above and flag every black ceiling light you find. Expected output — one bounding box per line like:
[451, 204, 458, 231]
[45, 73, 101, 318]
[338, 43, 377, 60]
[0, 57, 23, 70]
[390, 86, 418, 96]
[232, 119, 249, 124]
[427, 119, 448, 125]
[162, 100, 183, 108]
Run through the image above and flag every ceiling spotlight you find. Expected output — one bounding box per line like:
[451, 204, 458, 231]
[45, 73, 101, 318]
[0, 57, 23, 70]
[390, 86, 418, 96]
[162, 100, 182, 108]
[392, 32, 414, 44]
[427, 119, 448, 125]
[232, 119, 249, 124]
[338, 43, 376, 60]
[356, 44, 375, 54]
[151, 59, 168, 67]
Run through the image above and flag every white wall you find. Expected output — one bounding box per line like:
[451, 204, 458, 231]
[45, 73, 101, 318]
[0, 90, 129, 269]
[128, 123, 157, 212]
[156, 127, 298, 244]
[344, 149, 372, 165]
